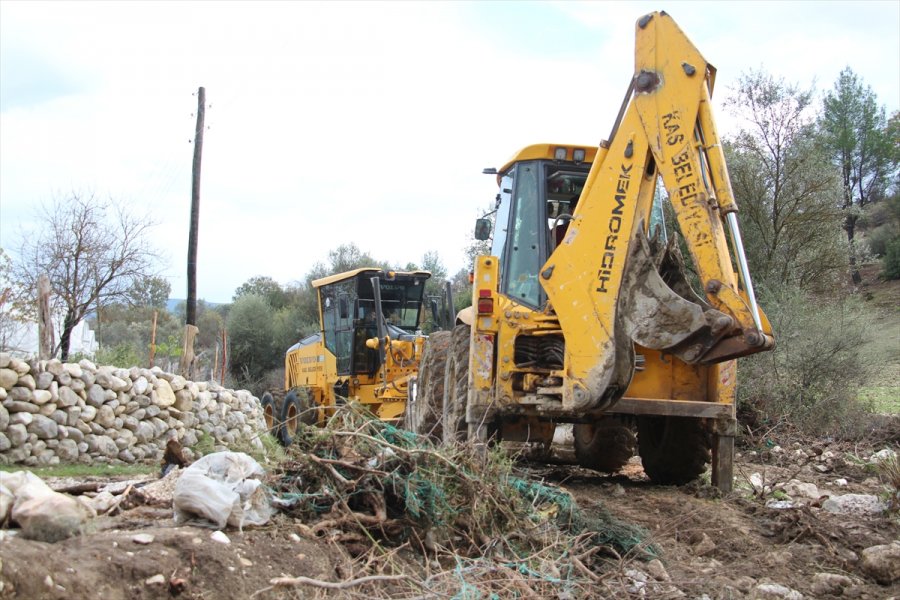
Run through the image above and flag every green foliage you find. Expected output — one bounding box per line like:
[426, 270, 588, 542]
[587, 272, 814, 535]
[724, 71, 847, 291]
[126, 276, 171, 309]
[94, 343, 143, 369]
[226, 294, 279, 385]
[867, 224, 900, 257]
[191, 432, 215, 457]
[882, 236, 900, 279]
[0, 463, 157, 477]
[819, 68, 895, 212]
[233, 275, 289, 309]
[738, 289, 874, 438]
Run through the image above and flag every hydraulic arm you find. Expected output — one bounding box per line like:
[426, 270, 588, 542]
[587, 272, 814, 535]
[540, 11, 774, 412]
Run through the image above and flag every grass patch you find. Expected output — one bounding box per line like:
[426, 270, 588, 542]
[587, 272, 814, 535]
[0, 463, 157, 478]
[860, 386, 900, 414]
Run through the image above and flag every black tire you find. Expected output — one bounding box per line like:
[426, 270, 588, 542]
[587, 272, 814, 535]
[637, 416, 710, 485]
[442, 325, 471, 444]
[573, 417, 636, 473]
[260, 391, 280, 439]
[405, 330, 451, 441]
[279, 389, 316, 447]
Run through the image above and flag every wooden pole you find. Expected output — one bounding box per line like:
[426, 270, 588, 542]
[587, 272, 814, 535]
[221, 328, 228, 384]
[183, 86, 205, 378]
[149, 310, 158, 367]
[187, 86, 204, 327]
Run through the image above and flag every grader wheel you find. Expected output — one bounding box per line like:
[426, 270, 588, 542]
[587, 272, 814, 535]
[260, 390, 285, 441]
[279, 389, 317, 447]
[405, 330, 451, 441]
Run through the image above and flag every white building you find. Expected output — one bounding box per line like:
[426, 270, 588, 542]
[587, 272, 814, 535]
[0, 312, 98, 359]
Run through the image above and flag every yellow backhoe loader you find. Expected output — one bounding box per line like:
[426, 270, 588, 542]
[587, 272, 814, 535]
[407, 11, 775, 491]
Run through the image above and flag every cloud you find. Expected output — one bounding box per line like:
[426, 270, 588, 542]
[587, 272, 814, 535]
[2, 1, 898, 303]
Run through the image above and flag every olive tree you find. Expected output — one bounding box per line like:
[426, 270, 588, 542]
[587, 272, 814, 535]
[724, 71, 846, 291]
[10, 192, 159, 360]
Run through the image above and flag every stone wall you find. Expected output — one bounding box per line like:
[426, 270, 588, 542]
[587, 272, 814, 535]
[0, 353, 266, 467]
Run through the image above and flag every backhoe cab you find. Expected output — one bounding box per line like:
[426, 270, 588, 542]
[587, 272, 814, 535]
[261, 268, 431, 446]
[411, 11, 775, 490]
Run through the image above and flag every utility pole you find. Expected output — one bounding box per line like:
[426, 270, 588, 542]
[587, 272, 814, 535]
[181, 86, 205, 378]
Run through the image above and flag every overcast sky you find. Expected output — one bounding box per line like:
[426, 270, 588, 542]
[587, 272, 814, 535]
[2, 0, 898, 304]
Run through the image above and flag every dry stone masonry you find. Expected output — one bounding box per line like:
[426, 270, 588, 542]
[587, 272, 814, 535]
[0, 352, 266, 467]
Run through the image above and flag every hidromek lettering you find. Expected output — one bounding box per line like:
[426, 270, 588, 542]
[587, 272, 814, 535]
[596, 164, 632, 293]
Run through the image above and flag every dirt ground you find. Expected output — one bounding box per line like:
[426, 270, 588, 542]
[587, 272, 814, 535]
[1, 430, 897, 600]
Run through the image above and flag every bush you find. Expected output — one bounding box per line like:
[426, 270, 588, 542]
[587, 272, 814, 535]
[883, 236, 900, 280]
[94, 343, 143, 369]
[867, 223, 900, 257]
[737, 290, 874, 439]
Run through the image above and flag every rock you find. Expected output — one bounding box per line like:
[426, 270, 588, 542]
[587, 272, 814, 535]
[860, 541, 900, 584]
[153, 380, 176, 408]
[646, 558, 670, 581]
[693, 533, 716, 557]
[8, 358, 30, 375]
[57, 386, 79, 408]
[26, 415, 59, 440]
[833, 478, 848, 487]
[0, 432, 10, 452]
[80, 404, 97, 422]
[869, 448, 897, 463]
[35, 371, 54, 390]
[7, 423, 27, 446]
[765, 500, 795, 509]
[18, 374, 36, 391]
[86, 384, 106, 408]
[145, 574, 166, 586]
[32, 390, 53, 405]
[4, 401, 38, 415]
[63, 363, 83, 379]
[0, 404, 8, 430]
[95, 405, 116, 428]
[56, 439, 79, 461]
[173, 389, 193, 412]
[751, 582, 803, 599]
[210, 530, 230, 544]
[132, 533, 154, 545]
[822, 494, 887, 517]
[811, 573, 853, 596]
[779, 479, 820, 500]
[8, 387, 34, 403]
[170, 375, 186, 392]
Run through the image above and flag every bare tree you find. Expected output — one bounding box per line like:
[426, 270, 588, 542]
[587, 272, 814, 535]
[10, 192, 160, 360]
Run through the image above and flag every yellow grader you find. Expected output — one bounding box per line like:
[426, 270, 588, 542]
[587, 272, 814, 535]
[261, 268, 439, 445]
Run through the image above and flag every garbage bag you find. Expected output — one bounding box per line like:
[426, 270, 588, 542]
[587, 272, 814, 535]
[173, 451, 274, 530]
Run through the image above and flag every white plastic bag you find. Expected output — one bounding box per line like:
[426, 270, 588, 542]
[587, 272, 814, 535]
[172, 451, 274, 530]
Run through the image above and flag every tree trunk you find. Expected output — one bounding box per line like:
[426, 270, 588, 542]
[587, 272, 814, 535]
[844, 214, 862, 285]
[37, 275, 54, 360]
[59, 309, 76, 362]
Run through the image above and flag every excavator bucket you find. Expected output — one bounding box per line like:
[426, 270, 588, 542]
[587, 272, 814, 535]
[618, 222, 735, 364]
